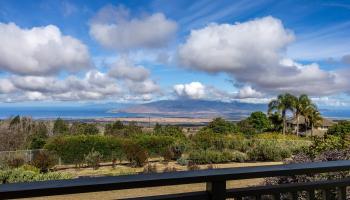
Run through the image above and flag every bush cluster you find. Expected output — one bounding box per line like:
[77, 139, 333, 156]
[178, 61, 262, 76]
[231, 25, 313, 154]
[45, 134, 180, 167]
[0, 166, 72, 184]
[188, 149, 249, 164]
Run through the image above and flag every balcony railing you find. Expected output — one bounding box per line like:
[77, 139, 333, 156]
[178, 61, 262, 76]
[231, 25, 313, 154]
[1, 160, 350, 200]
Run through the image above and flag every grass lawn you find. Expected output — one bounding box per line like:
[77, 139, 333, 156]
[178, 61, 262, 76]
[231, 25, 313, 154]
[23, 161, 282, 200]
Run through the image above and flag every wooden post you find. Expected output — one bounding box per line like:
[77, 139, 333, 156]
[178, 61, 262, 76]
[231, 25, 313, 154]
[206, 181, 226, 200]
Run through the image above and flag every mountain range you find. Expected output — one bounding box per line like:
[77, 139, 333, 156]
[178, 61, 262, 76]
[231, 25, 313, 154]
[112, 99, 267, 119]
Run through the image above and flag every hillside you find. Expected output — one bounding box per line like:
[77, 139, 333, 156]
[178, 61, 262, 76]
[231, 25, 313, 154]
[112, 99, 267, 119]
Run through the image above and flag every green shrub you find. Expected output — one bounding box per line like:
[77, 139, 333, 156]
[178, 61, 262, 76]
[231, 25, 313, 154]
[45, 135, 124, 165]
[154, 124, 186, 139]
[0, 167, 72, 184]
[85, 150, 102, 170]
[189, 149, 235, 164]
[327, 121, 350, 137]
[192, 131, 226, 150]
[205, 118, 239, 134]
[231, 151, 249, 162]
[176, 157, 189, 166]
[134, 135, 176, 157]
[247, 140, 292, 161]
[306, 135, 345, 158]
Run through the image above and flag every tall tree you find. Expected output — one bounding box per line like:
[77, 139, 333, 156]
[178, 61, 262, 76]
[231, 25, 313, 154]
[294, 94, 313, 136]
[268, 93, 296, 134]
[305, 106, 322, 136]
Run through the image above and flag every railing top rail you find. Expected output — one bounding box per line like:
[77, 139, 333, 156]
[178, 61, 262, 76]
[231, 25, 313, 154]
[1, 160, 350, 198]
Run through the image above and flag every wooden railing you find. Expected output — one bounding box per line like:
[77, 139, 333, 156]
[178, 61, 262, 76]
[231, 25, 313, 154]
[1, 160, 350, 200]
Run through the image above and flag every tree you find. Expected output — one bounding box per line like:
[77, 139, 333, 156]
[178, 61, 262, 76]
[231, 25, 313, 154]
[70, 122, 99, 135]
[305, 107, 322, 136]
[247, 111, 271, 133]
[206, 117, 238, 134]
[294, 94, 313, 136]
[53, 118, 69, 135]
[268, 112, 283, 132]
[327, 121, 350, 137]
[268, 93, 296, 134]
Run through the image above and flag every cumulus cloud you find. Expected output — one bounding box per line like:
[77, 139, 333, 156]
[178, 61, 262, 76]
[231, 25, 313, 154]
[178, 16, 350, 96]
[236, 86, 263, 98]
[89, 5, 177, 50]
[0, 23, 92, 75]
[108, 57, 150, 82]
[174, 82, 206, 99]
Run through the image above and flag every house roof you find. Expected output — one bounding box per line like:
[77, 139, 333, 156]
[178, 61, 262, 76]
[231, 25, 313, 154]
[287, 116, 336, 127]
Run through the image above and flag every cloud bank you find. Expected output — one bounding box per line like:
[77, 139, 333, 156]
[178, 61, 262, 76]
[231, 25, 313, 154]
[89, 5, 177, 50]
[178, 16, 350, 97]
[0, 23, 92, 75]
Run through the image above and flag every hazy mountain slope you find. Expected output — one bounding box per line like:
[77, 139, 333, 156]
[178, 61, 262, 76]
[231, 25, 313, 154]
[113, 99, 267, 119]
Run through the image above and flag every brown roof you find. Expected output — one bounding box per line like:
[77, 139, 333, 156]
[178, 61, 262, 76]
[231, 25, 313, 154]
[287, 116, 336, 127]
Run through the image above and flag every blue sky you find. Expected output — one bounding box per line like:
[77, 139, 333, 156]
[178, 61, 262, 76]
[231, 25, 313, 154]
[0, 0, 350, 107]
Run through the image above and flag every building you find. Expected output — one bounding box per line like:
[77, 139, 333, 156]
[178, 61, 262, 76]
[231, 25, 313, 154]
[286, 116, 336, 136]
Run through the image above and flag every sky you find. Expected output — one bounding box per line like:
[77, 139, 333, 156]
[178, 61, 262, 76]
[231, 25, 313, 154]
[1, 0, 350, 107]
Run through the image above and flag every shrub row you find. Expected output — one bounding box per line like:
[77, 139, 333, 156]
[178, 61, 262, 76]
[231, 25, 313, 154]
[45, 134, 181, 167]
[0, 165, 72, 184]
[188, 150, 249, 164]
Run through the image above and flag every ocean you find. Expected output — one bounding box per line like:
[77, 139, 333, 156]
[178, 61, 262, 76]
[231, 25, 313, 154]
[0, 106, 349, 120]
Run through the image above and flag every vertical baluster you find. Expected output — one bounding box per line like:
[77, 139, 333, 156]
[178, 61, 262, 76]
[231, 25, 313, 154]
[308, 190, 315, 200]
[206, 180, 226, 200]
[323, 189, 332, 200]
[339, 186, 347, 200]
[291, 191, 298, 200]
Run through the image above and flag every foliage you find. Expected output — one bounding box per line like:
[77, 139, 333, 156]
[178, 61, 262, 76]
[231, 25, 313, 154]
[268, 93, 297, 134]
[153, 124, 186, 139]
[53, 118, 69, 135]
[6, 155, 25, 168]
[105, 121, 142, 137]
[236, 119, 256, 135]
[268, 112, 283, 132]
[205, 118, 238, 134]
[246, 111, 271, 133]
[176, 157, 189, 166]
[29, 136, 47, 149]
[192, 130, 226, 150]
[189, 149, 235, 164]
[45, 135, 124, 165]
[85, 150, 102, 170]
[327, 121, 350, 137]
[123, 140, 149, 167]
[305, 135, 345, 158]
[0, 167, 72, 184]
[134, 135, 176, 157]
[31, 151, 57, 172]
[70, 122, 99, 135]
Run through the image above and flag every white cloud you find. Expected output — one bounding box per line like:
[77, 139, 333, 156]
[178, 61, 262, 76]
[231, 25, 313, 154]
[89, 5, 177, 50]
[0, 23, 92, 75]
[236, 86, 263, 98]
[108, 57, 150, 82]
[174, 82, 206, 99]
[178, 16, 350, 96]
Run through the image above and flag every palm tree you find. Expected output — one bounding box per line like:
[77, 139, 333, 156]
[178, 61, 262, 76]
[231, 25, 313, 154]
[294, 94, 313, 136]
[268, 93, 296, 134]
[305, 107, 322, 136]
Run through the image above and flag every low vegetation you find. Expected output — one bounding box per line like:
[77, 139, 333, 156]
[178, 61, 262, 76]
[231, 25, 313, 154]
[1, 93, 350, 184]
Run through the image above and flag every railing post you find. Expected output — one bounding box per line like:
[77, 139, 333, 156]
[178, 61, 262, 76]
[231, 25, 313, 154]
[206, 180, 226, 200]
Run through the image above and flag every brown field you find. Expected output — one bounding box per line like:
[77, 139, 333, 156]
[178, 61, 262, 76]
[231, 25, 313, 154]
[23, 161, 282, 200]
